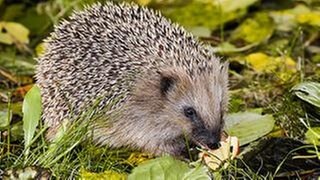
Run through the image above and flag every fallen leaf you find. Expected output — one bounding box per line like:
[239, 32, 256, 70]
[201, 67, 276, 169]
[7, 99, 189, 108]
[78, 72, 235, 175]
[79, 169, 127, 180]
[231, 13, 275, 44]
[245, 52, 274, 72]
[0, 110, 10, 129]
[199, 136, 239, 170]
[214, 42, 257, 53]
[126, 152, 153, 166]
[291, 82, 320, 108]
[0, 21, 29, 45]
[305, 127, 320, 145]
[0, 32, 13, 44]
[274, 56, 297, 80]
[245, 52, 297, 80]
[297, 12, 320, 27]
[225, 109, 275, 146]
[14, 84, 34, 98]
[163, 1, 248, 30]
[128, 156, 209, 180]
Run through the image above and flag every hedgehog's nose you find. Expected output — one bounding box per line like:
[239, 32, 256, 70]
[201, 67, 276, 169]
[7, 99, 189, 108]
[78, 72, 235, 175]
[205, 134, 221, 149]
[207, 141, 221, 149]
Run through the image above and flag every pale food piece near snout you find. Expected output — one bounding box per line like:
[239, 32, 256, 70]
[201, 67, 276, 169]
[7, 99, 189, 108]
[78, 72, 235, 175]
[199, 136, 239, 170]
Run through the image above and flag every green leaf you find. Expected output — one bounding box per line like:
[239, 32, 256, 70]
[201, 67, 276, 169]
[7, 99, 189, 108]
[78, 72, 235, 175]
[22, 85, 42, 155]
[0, 33, 13, 44]
[183, 164, 210, 180]
[225, 110, 275, 146]
[305, 127, 320, 145]
[0, 110, 10, 129]
[128, 156, 209, 180]
[160, 0, 258, 31]
[231, 12, 275, 44]
[297, 12, 320, 27]
[162, 1, 248, 30]
[291, 82, 320, 108]
[214, 42, 257, 53]
[0, 21, 30, 45]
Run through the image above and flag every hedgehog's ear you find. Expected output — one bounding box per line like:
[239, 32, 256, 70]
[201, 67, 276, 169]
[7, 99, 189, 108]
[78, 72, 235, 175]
[160, 76, 174, 95]
[157, 71, 175, 96]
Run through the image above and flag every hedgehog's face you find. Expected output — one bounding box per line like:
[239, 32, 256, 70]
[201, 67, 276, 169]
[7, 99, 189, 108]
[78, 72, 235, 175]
[131, 62, 228, 157]
[159, 63, 228, 153]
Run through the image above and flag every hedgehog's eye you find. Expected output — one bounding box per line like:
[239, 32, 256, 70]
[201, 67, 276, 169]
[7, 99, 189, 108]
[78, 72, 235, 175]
[184, 107, 197, 121]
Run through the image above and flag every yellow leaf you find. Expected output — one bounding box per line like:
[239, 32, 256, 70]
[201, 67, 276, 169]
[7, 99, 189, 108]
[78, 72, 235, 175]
[35, 42, 46, 57]
[274, 56, 297, 73]
[126, 152, 153, 166]
[245, 52, 276, 72]
[231, 13, 274, 44]
[0, 32, 13, 44]
[297, 12, 320, 27]
[0, 21, 29, 45]
[245, 52, 297, 81]
[275, 56, 297, 81]
[135, 0, 151, 6]
[79, 169, 127, 180]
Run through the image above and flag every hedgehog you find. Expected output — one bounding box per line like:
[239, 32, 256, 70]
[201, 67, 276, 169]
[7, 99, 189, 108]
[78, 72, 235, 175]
[36, 2, 229, 157]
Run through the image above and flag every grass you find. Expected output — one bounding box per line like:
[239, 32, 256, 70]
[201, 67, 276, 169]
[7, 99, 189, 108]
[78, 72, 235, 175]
[1, 97, 135, 179]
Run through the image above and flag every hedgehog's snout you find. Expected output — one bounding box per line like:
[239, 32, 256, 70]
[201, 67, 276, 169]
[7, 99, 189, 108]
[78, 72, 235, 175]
[204, 135, 221, 150]
[192, 128, 221, 150]
[201, 131, 221, 150]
